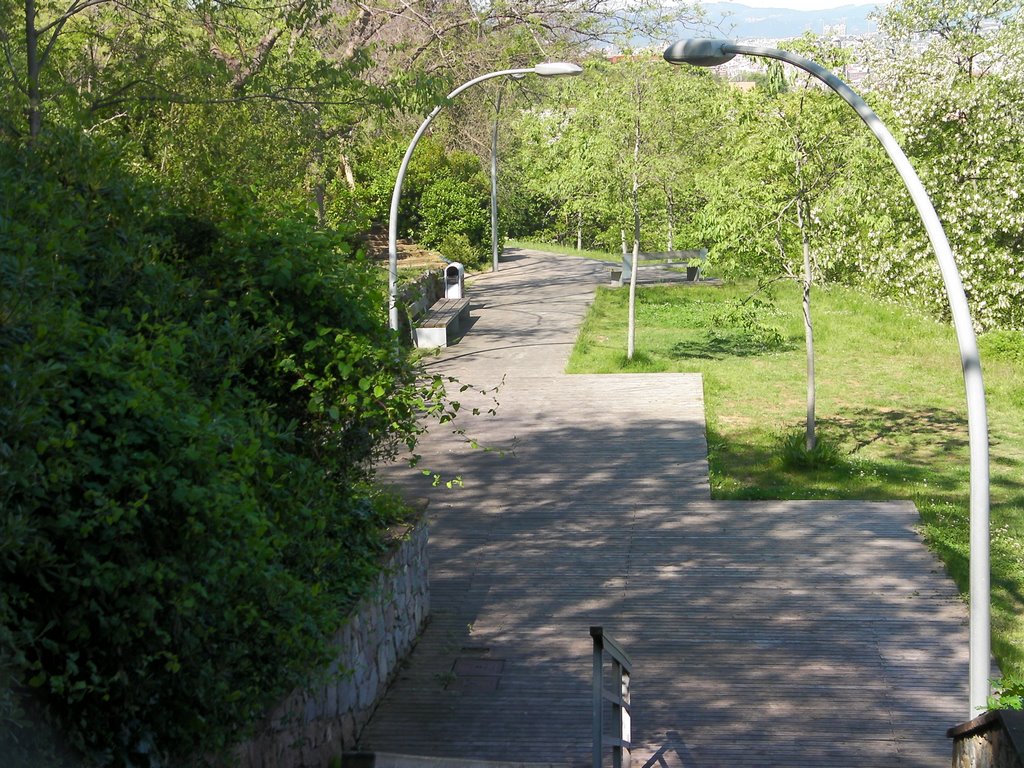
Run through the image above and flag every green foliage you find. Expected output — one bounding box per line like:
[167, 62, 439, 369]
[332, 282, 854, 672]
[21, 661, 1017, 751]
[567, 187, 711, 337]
[979, 330, 1024, 365]
[852, 0, 1024, 330]
[438, 233, 487, 268]
[974, 331, 1024, 366]
[699, 43, 861, 283]
[705, 297, 789, 356]
[502, 59, 726, 253]
[0, 133, 447, 765]
[778, 430, 846, 470]
[351, 136, 490, 261]
[505, 239, 618, 262]
[418, 176, 489, 259]
[988, 676, 1024, 711]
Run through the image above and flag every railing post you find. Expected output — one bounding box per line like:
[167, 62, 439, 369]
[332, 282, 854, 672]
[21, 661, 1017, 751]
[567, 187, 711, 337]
[592, 628, 604, 768]
[612, 656, 623, 768]
[592, 626, 632, 768]
[620, 660, 631, 768]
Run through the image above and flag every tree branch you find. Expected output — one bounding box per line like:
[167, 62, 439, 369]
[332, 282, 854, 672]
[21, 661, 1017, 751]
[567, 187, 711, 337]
[36, 0, 111, 36]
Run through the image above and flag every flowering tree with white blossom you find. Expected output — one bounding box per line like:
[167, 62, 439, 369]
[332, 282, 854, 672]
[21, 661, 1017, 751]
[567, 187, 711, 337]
[851, 0, 1024, 330]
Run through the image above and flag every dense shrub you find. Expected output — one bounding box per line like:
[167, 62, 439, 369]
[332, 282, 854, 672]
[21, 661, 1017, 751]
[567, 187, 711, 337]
[418, 176, 489, 265]
[352, 137, 490, 265]
[0, 134, 447, 766]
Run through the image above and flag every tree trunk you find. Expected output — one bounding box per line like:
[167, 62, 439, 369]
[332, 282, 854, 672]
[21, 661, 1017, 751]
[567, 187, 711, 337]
[311, 139, 326, 228]
[626, 111, 642, 361]
[340, 151, 356, 191]
[627, 214, 640, 360]
[666, 186, 675, 251]
[26, 0, 42, 138]
[576, 211, 582, 251]
[796, 195, 816, 452]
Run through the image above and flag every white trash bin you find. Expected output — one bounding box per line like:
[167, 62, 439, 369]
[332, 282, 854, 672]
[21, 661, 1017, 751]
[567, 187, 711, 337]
[444, 262, 465, 299]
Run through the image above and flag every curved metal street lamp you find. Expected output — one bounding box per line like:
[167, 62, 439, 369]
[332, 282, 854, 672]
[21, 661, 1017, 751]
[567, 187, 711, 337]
[388, 62, 583, 331]
[665, 38, 992, 715]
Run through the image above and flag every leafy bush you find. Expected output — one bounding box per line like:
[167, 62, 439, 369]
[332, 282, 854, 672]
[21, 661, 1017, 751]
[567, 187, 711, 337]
[353, 137, 490, 260]
[0, 133, 449, 765]
[988, 676, 1024, 711]
[703, 298, 788, 356]
[417, 174, 489, 259]
[438, 233, 487, 269]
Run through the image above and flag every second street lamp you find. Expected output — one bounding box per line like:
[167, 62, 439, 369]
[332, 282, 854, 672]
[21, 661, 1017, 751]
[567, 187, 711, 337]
[388, 62, 583, 331]
[665, 37, 992, 716]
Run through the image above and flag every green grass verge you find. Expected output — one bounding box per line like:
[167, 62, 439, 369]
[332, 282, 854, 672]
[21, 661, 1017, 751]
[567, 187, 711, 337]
[506, 238, 620, 262]
[568, 279, 1024, 675]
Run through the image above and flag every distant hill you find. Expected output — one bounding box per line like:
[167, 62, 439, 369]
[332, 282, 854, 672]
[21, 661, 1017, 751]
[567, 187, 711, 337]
[691, 2, 879, 39]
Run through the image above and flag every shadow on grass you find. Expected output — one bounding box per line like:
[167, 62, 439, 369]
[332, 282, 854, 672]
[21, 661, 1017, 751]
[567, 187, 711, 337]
[668, 332, 797, 360]
[821, 407, 970, 458]
[705, 405, 973, 507]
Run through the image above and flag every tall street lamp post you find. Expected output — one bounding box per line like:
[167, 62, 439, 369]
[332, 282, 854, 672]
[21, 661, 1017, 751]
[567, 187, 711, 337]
[491, 85, 505, 273]
[665, 38, 992, 716]
[490, 77, 525, 273]
[388, 63, 582, 331]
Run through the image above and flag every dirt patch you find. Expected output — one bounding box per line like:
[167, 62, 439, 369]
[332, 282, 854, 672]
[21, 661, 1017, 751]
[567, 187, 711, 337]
[364, 234, 445, 270]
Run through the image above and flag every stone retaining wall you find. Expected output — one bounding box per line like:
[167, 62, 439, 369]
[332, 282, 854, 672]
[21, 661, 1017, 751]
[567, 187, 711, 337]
[237, 522, 429, 768]
[949, 710, 1024, 767]
[397, 270, 443, 339]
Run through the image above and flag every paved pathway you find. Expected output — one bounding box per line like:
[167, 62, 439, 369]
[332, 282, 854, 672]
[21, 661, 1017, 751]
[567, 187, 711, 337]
[362, 249, 968, 767]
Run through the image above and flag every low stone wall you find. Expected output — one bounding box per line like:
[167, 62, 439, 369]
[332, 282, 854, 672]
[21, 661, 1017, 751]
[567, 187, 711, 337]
[949, 710, 1024, 767]
[237, 522, 429, 768]
[397, 270, 443, 340]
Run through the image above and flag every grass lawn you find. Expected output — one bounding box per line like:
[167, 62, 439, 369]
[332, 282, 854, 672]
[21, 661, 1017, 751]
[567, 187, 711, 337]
[567, 278, 1024, 676]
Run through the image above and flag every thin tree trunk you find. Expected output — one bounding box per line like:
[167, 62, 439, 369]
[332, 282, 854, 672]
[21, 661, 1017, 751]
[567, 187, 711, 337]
[340, 150, 355, 191]
[26, 0, 42, 138]
[311, 139, 326, 227]
[627, 212, 640, 359]
[796, 194, 816, 452]
[626, 110, 642, 361]
[666, 186, 675, 251]
[576, 211, 582, 251]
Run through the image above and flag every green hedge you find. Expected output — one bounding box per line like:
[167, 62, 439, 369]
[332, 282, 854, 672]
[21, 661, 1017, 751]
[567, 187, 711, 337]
[0, 134, 447, 766]
[353, 137, 491, 267]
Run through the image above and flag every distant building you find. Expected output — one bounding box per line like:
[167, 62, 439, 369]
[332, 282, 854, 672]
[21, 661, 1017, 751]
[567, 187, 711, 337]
[824, 22, 847, 38]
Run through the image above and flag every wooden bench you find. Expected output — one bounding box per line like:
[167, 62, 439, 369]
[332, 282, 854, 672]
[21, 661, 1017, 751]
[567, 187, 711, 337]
[413, 297, 470, 349]
[617, 247, 708, 283]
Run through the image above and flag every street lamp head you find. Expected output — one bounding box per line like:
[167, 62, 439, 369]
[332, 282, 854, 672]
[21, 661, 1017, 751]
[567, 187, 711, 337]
[533, 62, 584, 77]
[664, 39, 736, 68]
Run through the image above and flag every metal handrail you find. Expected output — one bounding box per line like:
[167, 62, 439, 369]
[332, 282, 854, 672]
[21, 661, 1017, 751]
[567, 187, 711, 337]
[591, 626, 632, 768]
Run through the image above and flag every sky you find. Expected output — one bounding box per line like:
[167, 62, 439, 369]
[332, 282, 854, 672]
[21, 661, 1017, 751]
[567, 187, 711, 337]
[710, 0, 886, 10]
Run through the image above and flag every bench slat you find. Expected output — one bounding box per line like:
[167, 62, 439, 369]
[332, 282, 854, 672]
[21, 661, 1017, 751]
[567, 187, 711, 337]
[414, 297, 470, 348]
[627, 248, 708, 269]
[420, 298, 470, 328]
